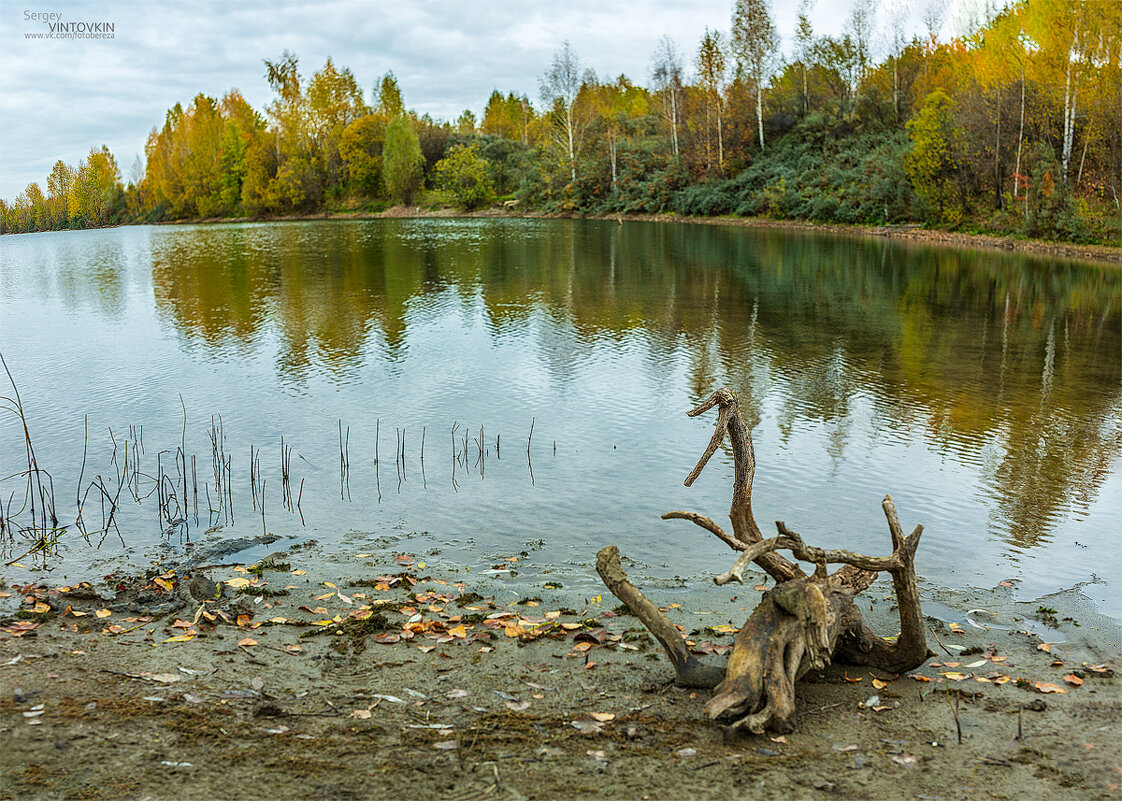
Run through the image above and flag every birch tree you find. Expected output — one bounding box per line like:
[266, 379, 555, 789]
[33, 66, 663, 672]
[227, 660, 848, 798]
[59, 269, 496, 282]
[696, 28, 728, 172]
[731, 0, 779, 149]
[651, 35, 684, 159]
[539, 41, 585, 184]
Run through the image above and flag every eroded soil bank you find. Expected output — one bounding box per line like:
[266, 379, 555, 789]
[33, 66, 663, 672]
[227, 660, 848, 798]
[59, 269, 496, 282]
[1, 543, 1119, 801]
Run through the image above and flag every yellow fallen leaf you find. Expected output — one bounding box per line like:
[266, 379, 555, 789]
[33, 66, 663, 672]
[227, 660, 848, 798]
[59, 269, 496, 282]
[504, 623, 528, 638]
[238, 638, 258, 647]
[1037, 642, 1052, 653]
[940, 672, 968, 681]
[448, 625, 467, 639]
[323, 582, 337, 589]
[590, 712, 615, 722]
[572, 642, 593, 653]
[872, 678, 887, 690]
[291, 569, 306, 575]
[95, 609, 111, 619]
[993, 675, 1011, 685]
[561, 622, 583, 631]
[153, 577, 174, 592]
[32, 601, 51, 614]
[163, 633, 196, 643]
[314, 592, 335, 601]
[844, 673, 862, 683]
[312, 619, 336, 627]
[225, 578, 251, 588]
[65, 605, 88, 617]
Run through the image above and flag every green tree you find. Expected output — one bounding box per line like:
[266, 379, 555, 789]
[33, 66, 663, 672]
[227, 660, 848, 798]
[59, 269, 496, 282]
[433, 143, 495, 209]
[382, 116, 424, 204]
[906, 90, 961, 222]
[376, 72, 405, 118]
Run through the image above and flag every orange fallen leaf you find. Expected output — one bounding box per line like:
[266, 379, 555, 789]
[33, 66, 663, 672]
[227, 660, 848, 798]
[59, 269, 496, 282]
[844, 672, 862, 683]
[1063, 674, 1084, 686]
[572, 641, 593, 653]
[872, 678, 887, 690]
[1033, 681, 1067, 694]
[238, 638, 258, 647]
[589, 712, 615, 722]
[95, 608, 111, 619]
[1037, 642, 1052, 653]
[64, 605, 87, 617]
[940, 672, 968, 681]
[504, 623, 528, 638]
[236, 614, 252, 627]
[284, 644, 302, 654]
[153, 577, 174, 592]
[32, 601, 50, 614]
[912, 675, 932, 682]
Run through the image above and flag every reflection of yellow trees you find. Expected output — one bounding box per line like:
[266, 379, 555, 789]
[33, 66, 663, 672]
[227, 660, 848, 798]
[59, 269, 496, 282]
[147, 219, 1121, 546]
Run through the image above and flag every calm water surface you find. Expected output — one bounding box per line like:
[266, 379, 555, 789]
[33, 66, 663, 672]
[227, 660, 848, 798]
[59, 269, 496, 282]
[1, 220, 1119, 617]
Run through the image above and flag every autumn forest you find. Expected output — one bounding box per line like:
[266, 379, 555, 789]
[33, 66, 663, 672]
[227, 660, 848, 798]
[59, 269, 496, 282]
[2, 0, 1119, 244]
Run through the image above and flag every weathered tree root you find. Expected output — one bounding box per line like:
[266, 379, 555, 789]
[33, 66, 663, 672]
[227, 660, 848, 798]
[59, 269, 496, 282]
[596, 387, 932, 734]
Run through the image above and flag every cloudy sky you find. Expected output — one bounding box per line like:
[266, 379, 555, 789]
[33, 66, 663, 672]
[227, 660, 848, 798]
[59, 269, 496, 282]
[0, 0, 959, 201]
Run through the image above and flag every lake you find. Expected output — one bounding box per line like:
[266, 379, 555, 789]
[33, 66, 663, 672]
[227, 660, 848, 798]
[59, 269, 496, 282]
[1, 219, 1119, 619]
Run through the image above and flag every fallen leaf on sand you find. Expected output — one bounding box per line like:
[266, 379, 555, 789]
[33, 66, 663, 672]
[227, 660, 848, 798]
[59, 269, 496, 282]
[237, 638, 258, 647]
[349, 709, 372, 719]
[95, 609, 111, 618]
[590, 712, 615, 722]
[505, 700, 531, 711]
[1037, 642, 1053, 653]
[1063, 674, 1084, 686]
[1033, 682, 1067, 694]
[872, 678, 888, 690]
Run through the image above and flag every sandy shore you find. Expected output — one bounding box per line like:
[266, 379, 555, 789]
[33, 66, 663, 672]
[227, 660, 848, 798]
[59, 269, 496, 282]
[2, 542, 1119, 800]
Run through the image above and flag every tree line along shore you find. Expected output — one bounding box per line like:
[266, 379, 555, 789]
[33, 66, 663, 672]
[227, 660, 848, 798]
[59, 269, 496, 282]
[2, 0, 1119, 246]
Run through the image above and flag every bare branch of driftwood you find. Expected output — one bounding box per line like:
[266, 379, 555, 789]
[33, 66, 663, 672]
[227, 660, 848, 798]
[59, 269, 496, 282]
[660, 511, 738, 551]
[597, 387, 931, 734]
[595, 546, 724, 688]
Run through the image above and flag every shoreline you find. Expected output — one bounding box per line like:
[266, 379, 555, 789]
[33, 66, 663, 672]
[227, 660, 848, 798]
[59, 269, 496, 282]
[151, 206, 1122, 268]
[1, 545, 1119, 800]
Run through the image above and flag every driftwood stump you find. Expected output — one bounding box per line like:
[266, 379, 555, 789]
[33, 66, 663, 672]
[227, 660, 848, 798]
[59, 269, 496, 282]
[596, 388, 931, 734]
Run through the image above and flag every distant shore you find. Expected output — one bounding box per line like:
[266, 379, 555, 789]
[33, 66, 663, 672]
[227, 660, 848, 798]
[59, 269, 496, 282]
[160, 205, 1122, 268]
